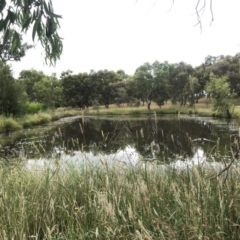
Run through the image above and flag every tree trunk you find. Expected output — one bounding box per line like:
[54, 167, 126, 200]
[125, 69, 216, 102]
[147, 99, 152, 112]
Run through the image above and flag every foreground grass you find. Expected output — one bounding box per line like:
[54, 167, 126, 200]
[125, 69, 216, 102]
[0, 161, 240, 239]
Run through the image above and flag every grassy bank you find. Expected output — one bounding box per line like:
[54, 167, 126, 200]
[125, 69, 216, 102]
[0, 109, 81, 134]
[88, 99, 213, 116]
[0, 161, 239, 239]
[1, 97, 240, 134]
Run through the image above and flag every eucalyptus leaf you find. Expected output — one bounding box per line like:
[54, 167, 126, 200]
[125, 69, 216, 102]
[0, 0, 62, 64]
[48, 12, 62, 19]
[3, 28, 10, 45]
[32, 14, 42, 41]
[3, 14, 9, 29]
[12, 31, 21, 50]
[0, 0, 6, 13]
[0, 19, 4, 31]
[43, 1, 49, 14]
[8, 10, 16, 23]
[22, 16, 31, 31]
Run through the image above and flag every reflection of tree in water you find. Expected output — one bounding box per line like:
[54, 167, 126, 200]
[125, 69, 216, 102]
[48, 117, 233, 161]
[134, 114, 195, 160]
[1, 116, 237, 160]
[108, 121, 134, 150]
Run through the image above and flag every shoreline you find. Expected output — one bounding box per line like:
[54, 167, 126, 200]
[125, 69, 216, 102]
[0, 101, 237, 135]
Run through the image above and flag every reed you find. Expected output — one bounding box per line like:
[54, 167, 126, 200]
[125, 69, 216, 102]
[0, 160, 239, 239]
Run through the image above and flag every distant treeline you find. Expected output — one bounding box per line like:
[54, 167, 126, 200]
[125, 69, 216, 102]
[1, 53, 240, 116]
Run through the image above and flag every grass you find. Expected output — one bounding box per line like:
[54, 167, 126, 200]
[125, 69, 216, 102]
[1, 97, 240, 134]
[0, 160, 239, 239]
[0, 116, 22, 132]
[87, 98, 214, 116]
[0, 109, 82, 134]
[20, 112, 52, 128]
[1, 98, 240, 239]
[50, 108, 82, 121]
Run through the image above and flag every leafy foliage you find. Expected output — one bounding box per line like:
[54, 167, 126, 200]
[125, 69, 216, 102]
[206, 74, 232, 118]
[19, 69, 45, 101]
[24, 101, 44, 114]
[133, 61, 172, 110]
[33, 74, 62, 109]
[2, 51, 240, 117]
[0, 61, 27, 115]
[0, 0, 62, 64]
[168, 62, 195, 106]
[0, 31, 33, 61]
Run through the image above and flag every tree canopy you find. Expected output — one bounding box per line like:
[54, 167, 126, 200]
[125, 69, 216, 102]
[0, 51, 240, 118]
[0, 0, 62, 64]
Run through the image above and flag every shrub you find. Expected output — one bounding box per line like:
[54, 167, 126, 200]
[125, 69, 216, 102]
[0, 117, 22, 132]
[21, 113, 51, 128]
[36, 112, 52, 124]
[24, 102, 44, 114]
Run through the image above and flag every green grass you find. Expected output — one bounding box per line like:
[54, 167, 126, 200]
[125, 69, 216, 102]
[0, 117, 22, 132]
[1, 97, 240, 134]
[50, 108, 82, 121]
[0, 109, 82, 133]
[20, 112, 52, 128]
[0, 160, 239, 239]
[87, 99, 214, 117]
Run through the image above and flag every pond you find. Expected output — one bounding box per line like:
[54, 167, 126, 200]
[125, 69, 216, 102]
[0, 114, 239, 169]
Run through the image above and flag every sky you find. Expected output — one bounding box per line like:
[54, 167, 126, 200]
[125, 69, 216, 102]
[10, 0, 240, 78]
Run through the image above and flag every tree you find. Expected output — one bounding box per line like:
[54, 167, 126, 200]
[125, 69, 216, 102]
[168, 62, 195, 106]
[109, 81, 129, 107]
[95, 70, 121, 108]
[152, 61, 172, 107]
[133, 62, 154, 108]
[133, 61, 172, 110]
[19, 69, 45, 101]
[203, 54, 240, 96]
[195, 63, 210, 99]
[33, 74, 62, 108]
[0, 61, 27, 115]
[183, 75, 200, 107]
[61, 72, 91, 108]
[206, 74, 232, 118]
[0, 0, 62, 64]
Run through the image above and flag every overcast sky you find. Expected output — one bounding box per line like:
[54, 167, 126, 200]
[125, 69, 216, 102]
[10, 0, 240, 77]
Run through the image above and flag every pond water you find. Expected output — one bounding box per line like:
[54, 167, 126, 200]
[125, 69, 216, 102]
[0, 114, 239, 169]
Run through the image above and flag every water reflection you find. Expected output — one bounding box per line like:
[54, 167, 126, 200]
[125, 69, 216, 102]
[0, 115, 239, 166]
[170, 147, 206, 170]
[26, 145, 141, 170]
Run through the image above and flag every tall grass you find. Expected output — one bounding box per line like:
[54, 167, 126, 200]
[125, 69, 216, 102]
[20, 112, 52, 128]
[0, 160, 239, 239]
[0, 116, 22, 132]
[0, 109, 82, 133]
